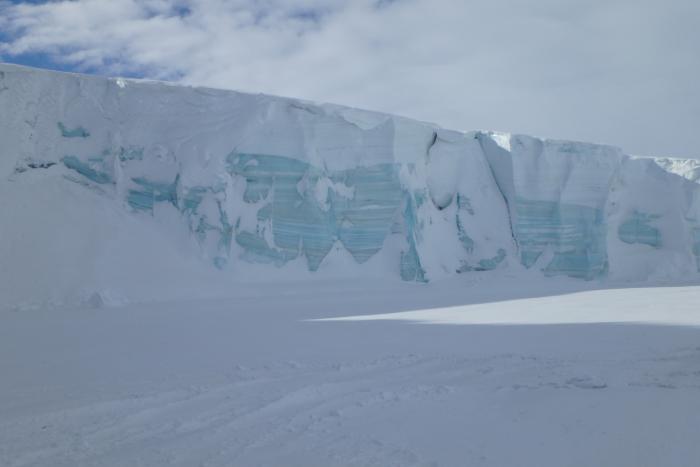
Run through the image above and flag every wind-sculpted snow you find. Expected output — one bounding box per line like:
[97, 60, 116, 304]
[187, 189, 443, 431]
[1, 63, 699, 309]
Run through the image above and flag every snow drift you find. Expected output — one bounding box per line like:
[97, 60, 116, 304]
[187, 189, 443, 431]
[1, 63, 699, 309]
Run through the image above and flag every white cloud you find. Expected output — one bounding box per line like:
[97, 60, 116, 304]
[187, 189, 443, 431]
[1, 0, 699, 158]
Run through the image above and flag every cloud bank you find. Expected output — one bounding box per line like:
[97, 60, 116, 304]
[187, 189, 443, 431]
[1, 0, 699, 158]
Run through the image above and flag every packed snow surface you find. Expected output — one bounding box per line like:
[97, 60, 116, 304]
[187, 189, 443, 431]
[2, 279, 700, 467]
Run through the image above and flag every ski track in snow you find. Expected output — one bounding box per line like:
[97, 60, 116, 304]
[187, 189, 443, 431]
[2, 282, 700, 467]
[5, 350, 700, 467]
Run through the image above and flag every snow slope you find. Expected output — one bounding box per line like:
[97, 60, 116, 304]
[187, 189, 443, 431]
[1, 63, 700, 310]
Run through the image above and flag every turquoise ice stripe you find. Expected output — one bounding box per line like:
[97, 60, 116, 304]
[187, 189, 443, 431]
[333, 164, 404, 263]
[401, 247, 424, 281]
[618, 211, 662, 248]
[195, 217, 218, 243]
[235, 231, 298, 265]
[693, 228, 700, 256]
[513, 197, 608, 279]
[181, 186, 208, 213]
[144, 182, 233, 267]
[227, 153, 334, 270]
[257, 203, 273, 221]
[456, 194, 475, 253]
[61, 155, 112, 184]
[521, 251, 543, 268]
[456, 194, 475, 215]
[692, 228, 700, 271]
[457, 249, 507, 273]
[227, 153, 308, 203]
[477, 249, 506, 271]
[127, 176, 178, 212]
[400, 194, 427, 282]
[57, 122, 90, 138]
[132, 177, 178, 204]
[127, 190, 155, 212]
[227, 153, 407, 272]
[118, 146, 144, 162]
[413, 190, 427, 208]
[544, 250, 608, 280]
[217, 201, 233, 254]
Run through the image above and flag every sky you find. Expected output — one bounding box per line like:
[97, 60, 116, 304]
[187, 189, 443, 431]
[1, 0, 699, 159]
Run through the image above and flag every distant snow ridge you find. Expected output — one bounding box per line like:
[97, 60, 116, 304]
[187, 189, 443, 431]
[1, 63, 699, 308]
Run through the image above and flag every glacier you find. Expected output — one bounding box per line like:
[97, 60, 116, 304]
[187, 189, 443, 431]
[1, 63, 700, 309]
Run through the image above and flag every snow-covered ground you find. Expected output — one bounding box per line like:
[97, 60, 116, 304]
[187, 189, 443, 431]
[2, 278, 699, 467]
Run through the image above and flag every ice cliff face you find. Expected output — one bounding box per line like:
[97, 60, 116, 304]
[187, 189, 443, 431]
[480, 135, 700, 281]
[1, 63, 699, 309]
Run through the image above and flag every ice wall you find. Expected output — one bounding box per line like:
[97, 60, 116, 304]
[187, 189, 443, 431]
[1, 63, 699, 309]
[479, 134, 700, 281]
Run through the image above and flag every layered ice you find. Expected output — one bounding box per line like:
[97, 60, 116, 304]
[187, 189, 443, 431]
[479, 135, 619, 280]
[1, 63, 699, 308]
[227, 153, 404, 271]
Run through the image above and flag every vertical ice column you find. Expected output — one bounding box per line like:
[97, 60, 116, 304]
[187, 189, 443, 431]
[479, 133, 619, 279]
